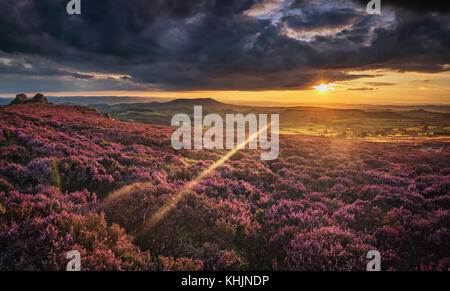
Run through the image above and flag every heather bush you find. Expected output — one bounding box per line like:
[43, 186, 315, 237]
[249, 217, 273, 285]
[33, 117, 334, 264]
[0, 188, 151, 271]
[193, 242, 244, 270]
[0, 104, 448, 270]
[276, 226, 372, 271]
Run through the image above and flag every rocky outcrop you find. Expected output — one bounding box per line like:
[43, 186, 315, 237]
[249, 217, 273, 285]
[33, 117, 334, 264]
[29, 93, 49, 104]
[9, 94, 28, 105]
[9, 93, 49, 105]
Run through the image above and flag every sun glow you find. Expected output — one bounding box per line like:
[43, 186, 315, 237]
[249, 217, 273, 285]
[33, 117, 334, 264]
[314, 83, 335, 93]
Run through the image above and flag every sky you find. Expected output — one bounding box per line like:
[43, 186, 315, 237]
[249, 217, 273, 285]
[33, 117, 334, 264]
[0, 0, 449, 105]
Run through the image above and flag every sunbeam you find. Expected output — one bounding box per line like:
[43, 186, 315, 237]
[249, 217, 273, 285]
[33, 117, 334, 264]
[135, 123, 271, 236]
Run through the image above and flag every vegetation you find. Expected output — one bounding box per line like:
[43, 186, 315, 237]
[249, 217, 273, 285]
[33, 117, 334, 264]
[0, 103, 448, 270]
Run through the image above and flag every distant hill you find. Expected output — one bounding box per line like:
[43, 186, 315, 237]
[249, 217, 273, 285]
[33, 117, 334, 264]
[90, 97, 450, 122]
[1, 96, 449, 139]
[0, 96, 171, 106]
[78, 97, 450, 140]
[1, 96, 450, 112]
[165, 98, 223, 106]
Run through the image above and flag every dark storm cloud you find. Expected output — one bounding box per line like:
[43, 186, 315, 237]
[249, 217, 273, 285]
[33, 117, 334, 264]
[282, 7, 363, 31]
[0, 0, 448, 93]
[360, 15, 450, 73]
[288, 0, 321, 9]
[307, 12, 450, 74]
[70, 72, 94, 79]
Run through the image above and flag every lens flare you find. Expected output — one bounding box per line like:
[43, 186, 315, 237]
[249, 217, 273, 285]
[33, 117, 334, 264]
[100, 122, 271, 237]
[50, 159, 61, 190]
[135, 123, 270, 236]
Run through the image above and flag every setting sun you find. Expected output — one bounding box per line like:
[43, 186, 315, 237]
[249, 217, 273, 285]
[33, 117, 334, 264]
[314, 83, 335, 93]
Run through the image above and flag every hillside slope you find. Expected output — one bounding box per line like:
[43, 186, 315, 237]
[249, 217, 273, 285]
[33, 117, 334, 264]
[0, 104, 449, 270]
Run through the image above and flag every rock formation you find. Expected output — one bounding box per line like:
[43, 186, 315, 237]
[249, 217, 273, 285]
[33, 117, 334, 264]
[29, 93, 49, 104]
[9, 94, 29, 105]
[9, 93, 49, 105]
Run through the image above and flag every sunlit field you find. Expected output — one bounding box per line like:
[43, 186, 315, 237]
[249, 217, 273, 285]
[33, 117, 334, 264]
[89, 99, 450, 142]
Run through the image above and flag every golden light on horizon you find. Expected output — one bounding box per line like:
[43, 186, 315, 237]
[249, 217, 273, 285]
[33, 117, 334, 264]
[2, 70, 449, 105]
[313, 83, 335, 93]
